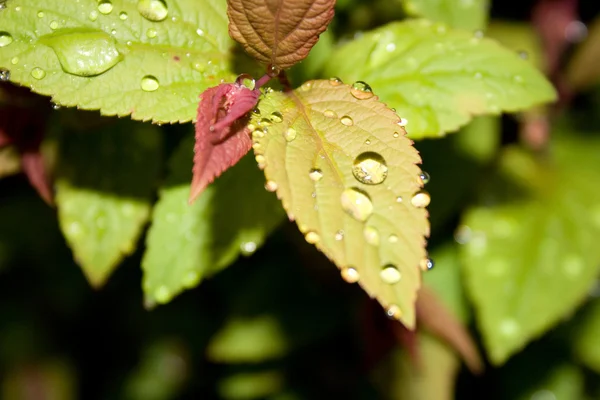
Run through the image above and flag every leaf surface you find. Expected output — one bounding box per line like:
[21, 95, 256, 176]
[55, 121, 162, 286]
[0, 0, 233, 123]
[252, 80, 430, 327]
[573, 300, 600, 374]
[227, 0, 335, 69]
[142, 136, 284, 306]
[400, 0, 490, 31]
[459, 137, 600, 364]
[323, 20, 556, 139]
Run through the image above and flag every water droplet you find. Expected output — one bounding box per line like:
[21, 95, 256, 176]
[335, 230, 344, 241]
[235, 73, 255, 89]
[350, 81, 374, 100]
[324, 109, 337, 118]
[255, 154, 266, 164]
[309, 168, 323, 182]
[182, 271, 200, 288]
[241, 241, 257, 255]
[380, 264, 401, 284]
[42, 30, 122, 76]
[419, 258, 434, 271]
[341, 267, 359, 283]
[10, 56, 18, 65]
[284, 127, 296, 142]
[52, 103, 61, 110]
[386, 304, 402, 319]
[268, 64, 281, 76]
[0, 31, 13, 47]
[305, 231, 320, 244]
[300, 81, 312, 91]
[67, 222, 83, 237]
[154, 285, 171, 303]
[499, 318, 520, 338]
[119, 11, 128, 20]
[396, 196, 403, 203]
[419, 171, 430, 185]
[89, 10, 99, 21]
[141, 75, 159, 91]
[252, 129, 265, 139]
[264, 180, 278, 192]
[388, 234, 398, 243]
[110, 29, 117, 35]
[352, 152, 388, 185]
[137, 0, 168, 21]
[271, 111, 283, 123]
[31, 67, 46, 80]
[340, 115, 354, 126]
[364, 139, 371, 145]
[393, 132, 399, 138]
[398, 118, 408, 127]
[474, 71, 482, 79]
[37, 11, 45, 18]
[363, 226, 380, 246]
[97, 0, 113, 15]
[196, 28, 205, 36]
[259, 118, 272, 126]
[329, 76, 343, 86]
[49, 20, 59, 30]
[386, 43, 396, 52]
[411, 190, 431, 208]
[340, 188, 373, 222]
[0, 70, 9, 82]
[147, 28, 157, 38]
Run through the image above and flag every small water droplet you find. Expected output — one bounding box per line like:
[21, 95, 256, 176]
[110, 29, 117, 35]
[393, 132, 399, 138]
[335, 230, 344, 241]
[398, 118, 408, 127]
[255, 154, 266, 164]
[0, 31, 13, 47]
[97, 0, 114, 15]
[49, 20, 59, 30]
[154, 285, 171, 303]
[300, 81, 312, 91]
[340, 115, 354, 126]
[196, 28, 204, 36]
[119, 11, 128, 20]
[67, 222, 83, 237]
[411, 190, 431, 208]
[350, 81, 374, 100]
[259, 118, 272, 126]
[305, 231, 320, 244]
[241, 241, 257, 255]
[352, 152, 388, 185]
[364, 139, 371, 145]
[419, 171, 430, 185]
[271, 111, 283, 123]
[10, 56, 18, 65]
[31, 67, 46, 80]
[235, 73, 255, 89]
[267, 64, 281, 76]
[499, 318, 520, 338]
[419, 258, 434, 271]
[147, 28, 157, 38]
[141, 75, 159, 91]
[386, 304, 402, 319]
[89, 10, 99, 21]
[396, 196, 403, 203]
[284, 127, 296, 142]
[0, 70, 9, 82]
[324, 109, 337, 118]
[264, 180, 278, 192]
[474, 71, 482, 79]
[309, 168, 323, 182]
[37, 11, 45, 18]
[52, 103, 61, 110]
[329, 76, 343, 86]
[380, 264, 401, 284]
[137, 0, 168, 21]
[363, 226, 380, 246]
[386, 43, 396, 52]
[340, 188, 373, 221]
[388, 234, 398, 243]
[341, 267, 359, 283]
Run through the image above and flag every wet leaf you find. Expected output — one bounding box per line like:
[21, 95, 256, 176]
[459, 137, 600, 364]
[142, 136, 284, 306]
[400, 0, 490, 31]
[251, 80, 429, 328]
[227, 0, 335, 69]
[323, 20, 556, 139]
[0, 0, 233, 123]
[55, 121, 162, 287]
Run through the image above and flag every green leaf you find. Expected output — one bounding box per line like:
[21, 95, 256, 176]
[459, 137, 600, 364]
[323, 19, 556, 139]
[573, 300, 600, 374]
[0, 0, 233, 123]
[400, 0, 490, 31]
[251, 80, 430, 328]
[55, 120, 162, 287]
[142, 135, 284, 306]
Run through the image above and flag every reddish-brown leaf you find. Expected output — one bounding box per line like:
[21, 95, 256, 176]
[227, 0, 335, 69]
[189, 82, 260, 202]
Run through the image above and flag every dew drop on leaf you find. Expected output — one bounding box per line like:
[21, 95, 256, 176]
[341, 267, 360, 283]
[340, 188, 373, 221]
[398, 118, 408, 127]
[305, 231, 320, 244]
[283, 127, 296, 142]
[352, 152, 388, 185]
[271, 112, 283, 123]
[235, 73, 255, 89]
[350, 81, 374, 100]
[97, 0, 113, 15]
[119, 11, 128, 20]
[137, 0, 168, 22]
[363, 226, 380, 246]
[380, 264, 402, 284]
[37, 11, 45, 18]
[255, 155, 266, 167]
[89, 10, 99, 21]
[419, 171, 430, 185]
[308, 168, 323, 182]
[264, 180, 278, 192]
[323, 109, 337, 118]
[335, 230, 344, 241]
[393, 132, 399, 138]
[0, 70, 9, 82]
[0, 31, 13, 47]
[411, 190, 431, 208]
[388, 234, 398, 244]
[10, 57, 18, 65]
[49, 20, 59, 30]
[419, 257, 435, 271]
[329, 76, 343, 86]
[395, 196, 403, 203]
[147, 28, 157, 38]
[340, 115, 354, 126]
[31, 67, 46, 80]
[259, 118, 272, 126]
[240, 241, 257, 255]
[141, 75, 159, 91]
[364, 139, 371, 145]
[386, 304, 402, 319]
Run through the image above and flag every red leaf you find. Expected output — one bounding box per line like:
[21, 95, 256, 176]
[189, 81, 260, 202]
[21, 150, 53, 205]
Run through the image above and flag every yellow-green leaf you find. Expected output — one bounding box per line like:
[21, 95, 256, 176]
[251, 80, 430, 328]
[400, 0, 490, 31]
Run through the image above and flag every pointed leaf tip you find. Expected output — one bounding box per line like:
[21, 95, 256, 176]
[190, 82, 260, 203]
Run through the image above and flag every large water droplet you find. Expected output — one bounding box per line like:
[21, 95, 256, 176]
[340, 188, 373, 221]
[329, 76, 343, 86]
[31, 67, 46, 80]
[41, 29, 122, 76]
[352, 152, 388, 185]
[137, 0, 169, 22]
[97, 0, 114, 14]
[141, 75, 159, 91]
[264, 180, 278, 192]
[309, 168, 323, 182]
[0, 31, 13, 47]
[386, 304, 402, 319]
[350, 81, 374, 100]
[411, 190, 431, 208]
[363, 226, 380, 246]
[340, 115, 354, 126]
[271, 111, 283, 123]
[380, 264, 401, 284]
[284, 127, 296, 142]
[235, 73, 255, 89]
[341, 267, 359, 283]
[419, 257, 434, 271]
[305, 231, 320, 244]
[0, 70, 9, 82]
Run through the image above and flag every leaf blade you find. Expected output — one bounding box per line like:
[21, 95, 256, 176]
[400, 0, 490, 31]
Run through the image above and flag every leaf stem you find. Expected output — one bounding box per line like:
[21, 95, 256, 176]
[254, 73, 272, 90]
